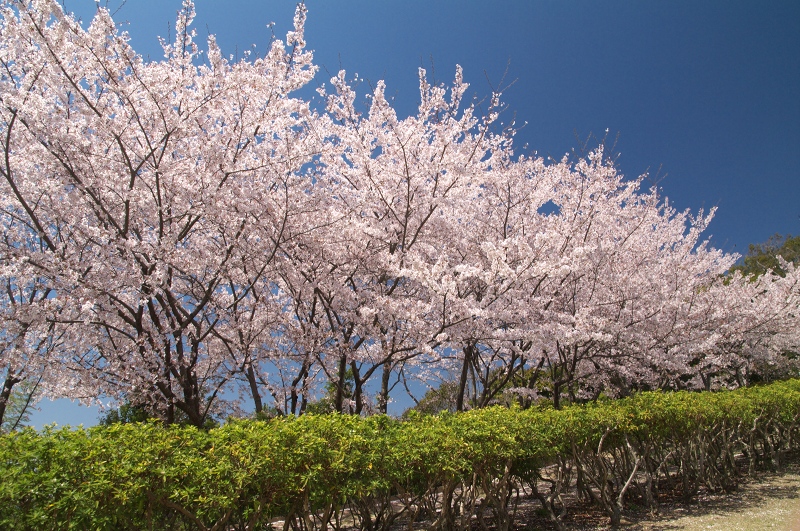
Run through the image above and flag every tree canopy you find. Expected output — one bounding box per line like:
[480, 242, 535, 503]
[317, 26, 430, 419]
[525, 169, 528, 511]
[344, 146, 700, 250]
[0, 0, 798, 426]
[730, 234, 800, 278]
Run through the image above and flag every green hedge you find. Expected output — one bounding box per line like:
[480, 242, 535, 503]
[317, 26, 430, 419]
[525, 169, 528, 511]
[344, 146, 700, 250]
[3, 380, 800, 530]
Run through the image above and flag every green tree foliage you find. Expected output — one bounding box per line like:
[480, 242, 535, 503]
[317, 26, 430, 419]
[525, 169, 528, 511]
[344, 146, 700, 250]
[305, 368, 356, 415]
[0, 379, 40, 433]
[405, 365, 550, 417]
[403, 380, 461, 417]
[97, 403, 152, 426]
[730, 233, 800, 278]
[98, 402, 220, 429]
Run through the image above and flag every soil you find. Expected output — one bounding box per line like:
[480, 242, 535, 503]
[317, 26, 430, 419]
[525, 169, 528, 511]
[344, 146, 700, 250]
[509, 462, 800, 530]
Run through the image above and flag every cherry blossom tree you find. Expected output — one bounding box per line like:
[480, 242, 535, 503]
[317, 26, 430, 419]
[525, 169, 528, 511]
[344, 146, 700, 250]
[0, 256, 72, 427]
[695, 262, 800, 388]
[425, 148, 740, 409]
[1, 0, 796, 424]
[280, 66, 513, 414]
[0, 0, 321, 425]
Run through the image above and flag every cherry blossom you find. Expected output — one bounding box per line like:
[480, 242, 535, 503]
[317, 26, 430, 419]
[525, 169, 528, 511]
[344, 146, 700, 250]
[1, 1, 796, 424]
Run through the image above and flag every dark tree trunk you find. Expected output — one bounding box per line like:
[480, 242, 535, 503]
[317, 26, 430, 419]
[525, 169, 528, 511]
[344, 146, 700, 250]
[553, 380, 562, 410]
[290, 360, 310, 415]
[245, 363, 263, 414]
[456, 344, 473, 412]
[379, 362, 391, 414]
[0, 371, 21, 429]
[334, 354, 348, 413]
[351, 361, 363, 414]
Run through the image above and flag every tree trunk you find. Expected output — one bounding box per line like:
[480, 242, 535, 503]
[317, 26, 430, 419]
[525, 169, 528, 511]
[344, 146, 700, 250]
[290, 359, 311, 415]
[0, 371, 21, 429]
[379, 362, 391, 414]
[456, 344, 472, 412]
[245, 363, 263, 414]
[553, 380, 562, 410]
[351, 361, 363, 414]
[334, 354, 348, 413]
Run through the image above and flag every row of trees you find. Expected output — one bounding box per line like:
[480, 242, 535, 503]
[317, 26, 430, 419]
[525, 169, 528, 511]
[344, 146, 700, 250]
[1, 0, 798, 427]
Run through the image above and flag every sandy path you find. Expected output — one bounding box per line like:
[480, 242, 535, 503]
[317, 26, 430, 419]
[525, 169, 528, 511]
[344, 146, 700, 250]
[628, 468, 800, 531]
[508, 461, 800, 530]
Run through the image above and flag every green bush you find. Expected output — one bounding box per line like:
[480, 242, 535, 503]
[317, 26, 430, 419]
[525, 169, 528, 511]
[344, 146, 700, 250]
[2, 380, 800, 530]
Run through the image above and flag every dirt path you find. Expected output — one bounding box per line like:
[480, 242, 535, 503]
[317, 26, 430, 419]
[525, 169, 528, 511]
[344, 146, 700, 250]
[506, 462, 800, 530]
[629, 468, 800, 531]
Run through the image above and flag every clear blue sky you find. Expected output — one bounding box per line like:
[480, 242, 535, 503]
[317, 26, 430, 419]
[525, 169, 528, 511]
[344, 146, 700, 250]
[29, 0, 800, 428]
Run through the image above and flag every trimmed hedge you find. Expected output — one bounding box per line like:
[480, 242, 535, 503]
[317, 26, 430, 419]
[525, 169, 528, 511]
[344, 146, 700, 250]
[3, 380, 800, 530]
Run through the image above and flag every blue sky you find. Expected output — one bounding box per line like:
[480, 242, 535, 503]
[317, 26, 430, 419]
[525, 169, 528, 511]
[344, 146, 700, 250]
[29, 0, 800, 428]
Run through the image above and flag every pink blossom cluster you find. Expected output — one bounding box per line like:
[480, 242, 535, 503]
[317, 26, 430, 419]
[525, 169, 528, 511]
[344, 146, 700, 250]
[0, 1, 797, 425]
